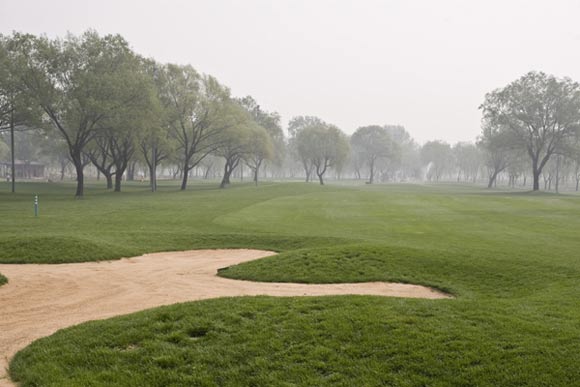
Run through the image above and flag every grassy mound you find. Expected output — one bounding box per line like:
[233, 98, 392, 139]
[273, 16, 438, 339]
[10, 296, 579, 387]
[0, 236, 138, 264]
[220, 245, 458, 294]
[219, 244, 580, 299]
[0, 273, 6, 286]
[0, 233, 348, 264]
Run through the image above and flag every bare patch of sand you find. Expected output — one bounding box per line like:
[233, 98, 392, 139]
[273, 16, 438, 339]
[0, 249, 451, 386]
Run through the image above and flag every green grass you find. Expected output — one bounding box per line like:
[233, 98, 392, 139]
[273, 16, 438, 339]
[3, 180, 580, 386]
[0, 272, 6, 286]
[0, 181, 349, 263]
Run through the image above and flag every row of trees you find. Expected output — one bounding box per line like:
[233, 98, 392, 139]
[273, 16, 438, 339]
[0, 31, 284, 196]
[2, 32, 580, 194]
[0, 31, 411, 192]
[8, 118, 580, 192]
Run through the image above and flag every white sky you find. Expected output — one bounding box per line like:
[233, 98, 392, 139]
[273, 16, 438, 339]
[3, 0, 580, 143]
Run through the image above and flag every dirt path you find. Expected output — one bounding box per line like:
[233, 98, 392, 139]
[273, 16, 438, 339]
[0, 249, 451, 386]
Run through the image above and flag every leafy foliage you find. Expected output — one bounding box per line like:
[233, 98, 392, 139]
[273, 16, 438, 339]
[480, 71, 580, 190]
[295, 120, 350, 184]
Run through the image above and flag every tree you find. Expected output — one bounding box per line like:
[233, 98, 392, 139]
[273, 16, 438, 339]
[139, 61, 173, 192]
[5, 31, 142, 196]
[477, 123, 513, 188]
[107, 123, 139, 192]
[505, 151, 529, 188]
[288, 116, 326, 182]
[161, 64, 231, 190]
[351, 125, 395, 184]
[238, 96, 280, 185]
[573, 154, 580, 191]
[0, 38, 12, 131]
[103, 57, 157, 192]
[85, 135, 116, 189]
[480, 71, 580, 191]
[244, 127, 274, 186]
[214, 101, 263, 188]
[383, 125, 417, 181]
[0, 35, 42, 192]
[296, 122, 349, 185]
[421, 140, 453, 182]
[453, 142, 482, 183]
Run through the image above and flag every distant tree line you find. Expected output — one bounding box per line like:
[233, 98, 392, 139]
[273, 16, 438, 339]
[2, 32, 580, 195]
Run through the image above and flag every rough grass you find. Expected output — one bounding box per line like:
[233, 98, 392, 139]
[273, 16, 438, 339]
[219, 244, 580, 299]
[0, 272, 6, 286]
[3, 180, 580, 386]
[10, 297, 580, 387]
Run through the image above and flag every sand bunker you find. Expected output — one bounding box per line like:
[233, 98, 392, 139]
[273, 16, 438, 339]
[0, 249, 451, 386]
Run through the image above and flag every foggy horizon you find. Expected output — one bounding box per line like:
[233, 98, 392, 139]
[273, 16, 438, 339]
[3, 0, 580, 144]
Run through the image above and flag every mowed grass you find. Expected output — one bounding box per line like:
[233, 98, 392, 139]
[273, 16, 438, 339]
[3, 180, 580, 386]
[0, 180, 346, 264]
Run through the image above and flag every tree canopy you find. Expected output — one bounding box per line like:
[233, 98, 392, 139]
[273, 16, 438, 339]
[295, 120, 349, 185]
[480, 71, 580, 191]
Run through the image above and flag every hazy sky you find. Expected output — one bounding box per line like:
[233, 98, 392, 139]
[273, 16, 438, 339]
[3, 0, 580, 143]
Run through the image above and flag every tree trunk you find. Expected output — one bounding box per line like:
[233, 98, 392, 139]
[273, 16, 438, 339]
[317, 163, 326, 185]
[10, 108, 15, 193]
[127, 161, 136, 181]
[72, 156, 84, 197]
[487, 170, 499, 188]
[533, 171, 540, 191]
[555, 156, 561, 193]
[105, 173, 113, 189]
[253, 159, 262, 186]
[172, 166, 181, 180]
[113, 159, 130, 192]
[369, 159, 375, 184]
[114, 172, 123, 192]
[60, 163, 66, 181]
[180, 166, 189, 190]
[220, 157, 239, 188]
[149, 161, 157, 192]
[303, 160, 312, 182]
[220, 163, 231, 188]
[531, 157, 541, 191]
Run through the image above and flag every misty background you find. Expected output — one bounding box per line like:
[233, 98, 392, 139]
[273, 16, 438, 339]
[3, 0, 580, 144]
